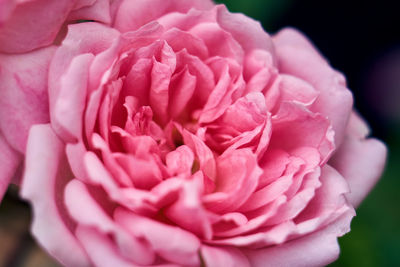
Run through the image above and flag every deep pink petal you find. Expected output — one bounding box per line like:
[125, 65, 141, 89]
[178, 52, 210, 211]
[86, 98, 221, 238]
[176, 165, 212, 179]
[20, 124, 90, 266]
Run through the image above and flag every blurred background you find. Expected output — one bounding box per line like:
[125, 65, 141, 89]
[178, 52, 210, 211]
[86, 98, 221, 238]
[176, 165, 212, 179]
[1, 0, 399, 266]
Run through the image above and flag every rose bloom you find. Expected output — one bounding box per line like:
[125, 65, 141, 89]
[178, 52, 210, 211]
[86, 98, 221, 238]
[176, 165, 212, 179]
[0, 0, 387, 266]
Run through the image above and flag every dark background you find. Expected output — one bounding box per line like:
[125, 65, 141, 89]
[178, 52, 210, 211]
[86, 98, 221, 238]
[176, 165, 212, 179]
[0, 0, 399, 266]
[218, 0, 400, 266]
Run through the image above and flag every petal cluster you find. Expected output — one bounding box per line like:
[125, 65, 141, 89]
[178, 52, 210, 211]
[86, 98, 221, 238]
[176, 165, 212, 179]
[9, 1, 387, 266]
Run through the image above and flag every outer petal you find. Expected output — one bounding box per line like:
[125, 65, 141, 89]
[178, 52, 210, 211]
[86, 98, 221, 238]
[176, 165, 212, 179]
[201, 245, 250, 267]
[113, 0, 214, 32]
[273, 28, 353, 146]
[52, 53, 94, 142]
[216, 5, 275, 57]
[0, 0, 15, 25]
[244, 209, 354, 267]
[68, 0, 112, 24]
[329, 113, 387, 207]
[0, 46, 56, 153]
[20, 124, 90, 267]
[0, 132, 20, 201]
[0, 0, 74, 53]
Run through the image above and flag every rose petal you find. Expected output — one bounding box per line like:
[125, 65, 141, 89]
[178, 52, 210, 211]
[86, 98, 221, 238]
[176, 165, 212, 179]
[52, 53, 94, 142]
[204, 149, 262, 213]
[201, 245, 250, 267]
[165, 172, 213, 240]
[113, 0, 214, 32]
[243, 209, 355, 267]
[0, 133, 20, 201]
[114, 208, 201, 266]
[68, 0, 112, 24]
[273, 28, 353, 146]
[0, 46, 56, 153]
[330, 126, 387, 206]
[270, 102, 335, 162]
[75, 226, 135, 267]
[49, 22, 120, 119]
[0, 0, 73, 53]
[216, 5, 275, 57]
[20, 124, 90, 267]
[65, 179, 156, 265]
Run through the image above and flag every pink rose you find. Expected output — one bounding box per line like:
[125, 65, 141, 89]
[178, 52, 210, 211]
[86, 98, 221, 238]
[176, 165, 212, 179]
[2, 0, 387, 266]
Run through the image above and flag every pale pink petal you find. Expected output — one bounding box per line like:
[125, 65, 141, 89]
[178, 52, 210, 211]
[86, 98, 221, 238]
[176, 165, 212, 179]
[244, 209, 355, 267]
[201, 245, 250, 267]
[52, 53, 94, 142]
[270, 102, 335, 162]
[66, 142, 89, 181]
[329, 122, 387, 207]
[113, 0, 214, 32]
[115, 208, 201, 266]
[216, 5, 275, 56]
[279, 74, 319, 105]
[295, 165, 355, 232]
[65, 179, 156, 265]
[75, 226, 135, 267]
[0, 133, 21, 201]
[0, 46, 56, 153]
[273, 28, 353, 146]
[20, 124, 90, 267]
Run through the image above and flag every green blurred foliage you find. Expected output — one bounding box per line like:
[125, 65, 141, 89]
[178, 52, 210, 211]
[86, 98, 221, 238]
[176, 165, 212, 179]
[215, 0, 293, 30]
[218, 1, 400, 266]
